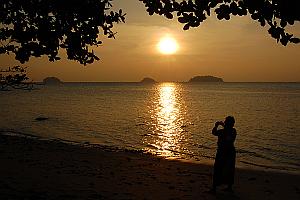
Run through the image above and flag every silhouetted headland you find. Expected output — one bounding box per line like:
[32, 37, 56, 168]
[188, 75, 224, 83]
[43, 77, 63, 85]
[140, 77, 157, 84]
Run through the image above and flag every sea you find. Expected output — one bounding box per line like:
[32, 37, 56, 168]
[0, 82, 299, 173]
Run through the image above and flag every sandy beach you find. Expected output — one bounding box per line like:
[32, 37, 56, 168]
[0, 133, 299, 200]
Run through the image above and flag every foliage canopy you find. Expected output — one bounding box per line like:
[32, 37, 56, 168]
[0, 66, 32, 90]
[0, 0, 299, 68]
[141, 0, 300, 46]
[2, 0, 299, 89]
[0, 0, 125, 65]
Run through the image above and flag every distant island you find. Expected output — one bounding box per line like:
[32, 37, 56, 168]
[140, 77, 157, 84]
[43, 77, 63, 85]
[188, 75, 224, 83]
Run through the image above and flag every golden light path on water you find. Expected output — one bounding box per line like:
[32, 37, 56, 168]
[144, 83, 192, 158]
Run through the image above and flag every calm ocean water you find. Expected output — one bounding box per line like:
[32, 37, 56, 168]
[0, 82, 299, 173]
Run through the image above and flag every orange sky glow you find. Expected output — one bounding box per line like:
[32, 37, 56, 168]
[0, 0, 300, 82]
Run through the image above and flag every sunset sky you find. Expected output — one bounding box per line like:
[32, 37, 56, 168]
[1, 0, 300, 82]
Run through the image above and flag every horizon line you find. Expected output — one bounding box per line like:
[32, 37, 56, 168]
[35, 81, 300, 84]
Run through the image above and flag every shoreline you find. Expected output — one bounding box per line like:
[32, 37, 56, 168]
[0, 133, 299, 199]
[1, 129, 298, 175]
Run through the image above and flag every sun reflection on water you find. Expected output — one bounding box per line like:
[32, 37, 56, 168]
[144, 83, 188, 158]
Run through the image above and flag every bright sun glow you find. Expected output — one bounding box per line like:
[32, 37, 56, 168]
[157, 37, 178, 55]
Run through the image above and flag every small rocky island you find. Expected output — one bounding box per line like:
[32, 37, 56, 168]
[43, 77, 63, 85]
[188, 75, 224, 83]
[140, 77, 157, 84]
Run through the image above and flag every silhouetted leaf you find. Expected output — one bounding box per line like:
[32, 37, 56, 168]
[165, 12, 173, 19]
[290, 38, 300, 44]
[183, 24, 190, 30]
[280, 20, 287, 27]
[178, 17, 188, 23]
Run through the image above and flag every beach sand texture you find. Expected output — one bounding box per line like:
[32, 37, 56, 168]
[0, 134, 299, 200]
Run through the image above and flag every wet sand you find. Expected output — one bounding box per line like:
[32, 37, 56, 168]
[0, 133, 299, 200]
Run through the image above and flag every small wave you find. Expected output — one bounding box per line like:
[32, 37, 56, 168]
[136, 123, 146, 126]
[197, 144, 212, 150]
[0, 129, 91, 146]
[0, 129, 40, 139]
[145, 144, 159, 150]
[201, 155, 215, 159]
[165, 148, 194, 156]
[281, 161, 300, 168]
[0, 129, 145, 155]
[237, 149, 260, 154]
[236, 148, 276, 161]
[240, 160, 299, 172]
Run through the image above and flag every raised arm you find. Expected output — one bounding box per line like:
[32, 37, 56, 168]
[212, 121, 223, 136]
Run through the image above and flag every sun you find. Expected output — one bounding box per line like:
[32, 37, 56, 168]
[157, 36, 178, 55]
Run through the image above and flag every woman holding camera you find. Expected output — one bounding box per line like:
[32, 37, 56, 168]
[211, 116, 237, 193]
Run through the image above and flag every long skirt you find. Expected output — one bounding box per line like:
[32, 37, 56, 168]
[213, 148, 236, 186]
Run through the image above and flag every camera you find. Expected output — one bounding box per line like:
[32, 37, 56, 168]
[216, 121, 224, 127]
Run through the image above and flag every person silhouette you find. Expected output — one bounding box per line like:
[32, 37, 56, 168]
[210, 116, 237, 193]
